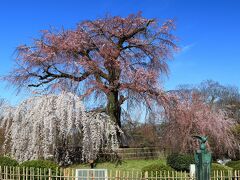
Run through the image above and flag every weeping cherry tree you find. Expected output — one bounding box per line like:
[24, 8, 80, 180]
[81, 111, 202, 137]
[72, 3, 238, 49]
[5, 13, 177, 130]
[0, 92, 120, 165]
[162, 91, 237, 158]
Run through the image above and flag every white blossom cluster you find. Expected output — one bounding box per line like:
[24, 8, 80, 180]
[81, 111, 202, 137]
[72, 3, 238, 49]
[83, 112, 121, 161]
[0, 92, 120, 164]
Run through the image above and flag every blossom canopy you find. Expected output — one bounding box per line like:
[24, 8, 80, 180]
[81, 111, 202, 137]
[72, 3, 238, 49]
[5, 13, 177, 127]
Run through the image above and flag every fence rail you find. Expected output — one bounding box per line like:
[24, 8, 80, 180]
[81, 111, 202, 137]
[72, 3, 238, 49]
[0, 166, 240, 179]
[115, 147, 163, 160]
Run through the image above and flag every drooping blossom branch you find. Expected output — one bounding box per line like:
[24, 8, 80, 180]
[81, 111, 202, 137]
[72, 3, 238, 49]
[0, 92, 121, 164]
[162, 91, 237, 157]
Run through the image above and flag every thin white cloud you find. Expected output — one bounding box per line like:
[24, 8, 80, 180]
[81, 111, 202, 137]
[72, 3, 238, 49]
[181, 43, 196, 53]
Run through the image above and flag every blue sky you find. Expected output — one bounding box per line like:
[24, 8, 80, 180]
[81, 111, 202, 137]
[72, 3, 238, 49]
[0, 0, 240, 105]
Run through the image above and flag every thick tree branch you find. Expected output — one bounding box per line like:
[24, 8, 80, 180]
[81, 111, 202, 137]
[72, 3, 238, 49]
[28, 66, 91, 87]
[118, 19, 154, 48]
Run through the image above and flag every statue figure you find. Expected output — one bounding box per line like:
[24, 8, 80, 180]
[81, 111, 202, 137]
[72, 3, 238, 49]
[193, 135, 208, 152]
[193, 135, 212, 180]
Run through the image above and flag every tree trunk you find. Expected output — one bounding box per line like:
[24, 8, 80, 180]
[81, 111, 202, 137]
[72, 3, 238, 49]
[106, 90, 123, 146]
[105, 59, 123, 145]
[106, 90, 121, 128]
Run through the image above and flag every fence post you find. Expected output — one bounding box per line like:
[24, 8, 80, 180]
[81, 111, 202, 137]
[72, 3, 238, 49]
[144, 171, 148, 180]
[18, 167, 21, 180]
[72, 168, 75, 180]
[115, 170, 118, 180]
[48, 168, 52, 180]
[6, 166, 8, 180]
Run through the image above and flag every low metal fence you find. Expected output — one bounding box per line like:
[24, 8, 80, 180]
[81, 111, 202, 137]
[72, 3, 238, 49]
[0, 166, 240, 179]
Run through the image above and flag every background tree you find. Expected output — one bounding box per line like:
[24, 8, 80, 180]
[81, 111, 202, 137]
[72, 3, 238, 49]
[121, 110, 162, 147]
[170, 80, 240, 158]
[162, 91, 237, 158]
[199, 80, 240, 123]
[5, 13, 177, 128]
[177, 80, 240, 122]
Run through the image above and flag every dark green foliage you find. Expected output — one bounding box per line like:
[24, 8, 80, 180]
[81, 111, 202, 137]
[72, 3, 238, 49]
[0, 156, 19, 167]
[166, 153, 194, 172]
[20, 159, 59, 169]
[142, 163, 173, 178]
[225, 160, 240, 170]
[20, 160, 60, 176]
[212, 163, 232, 171]
[0, 156, 19, 180]
[211, 163, 232, 176]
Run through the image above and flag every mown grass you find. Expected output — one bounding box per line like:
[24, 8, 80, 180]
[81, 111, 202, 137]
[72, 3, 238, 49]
[69, 158, 167, 171]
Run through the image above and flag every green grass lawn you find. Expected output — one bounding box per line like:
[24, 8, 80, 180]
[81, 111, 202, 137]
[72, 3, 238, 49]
[69, 158, 191, 178]
[69, 158, 166, 171]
